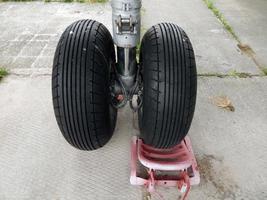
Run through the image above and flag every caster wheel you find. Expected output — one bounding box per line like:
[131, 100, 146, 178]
[52, 19, 117, 150]
[138, 23, 197, 149]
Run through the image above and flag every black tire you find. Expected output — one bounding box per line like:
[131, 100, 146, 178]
[52, 20, 117, 151]
[139, 23, 197, 149]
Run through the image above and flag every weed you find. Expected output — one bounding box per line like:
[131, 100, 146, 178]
[198, 73, 226, 78]
[228, 70, 252, 78]
[95, 0, 107, 2]
[7, 0, 108, 2]
[262, 68, 267, 75]
[0, 0, 34, 1]
[0, 67, 8, 81]
[88, 0, 108, 2]
[198, 71, 255, 78]
[203, 0, 240, 42]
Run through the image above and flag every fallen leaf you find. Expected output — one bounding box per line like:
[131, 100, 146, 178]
[210, 96, 235, 112]
[237, 43, 255, 55]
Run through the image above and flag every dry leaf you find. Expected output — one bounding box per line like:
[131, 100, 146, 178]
[237, 43, 255, 55]
[210, 96, 235, 112]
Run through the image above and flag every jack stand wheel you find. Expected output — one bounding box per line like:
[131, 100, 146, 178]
[130, 136, 200, 200]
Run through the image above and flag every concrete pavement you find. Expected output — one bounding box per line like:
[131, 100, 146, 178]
[0, 0, 267, 199]
[0, 1, 262, 75]
[215, 0, 267, 68]
[1, 76, 267, 199]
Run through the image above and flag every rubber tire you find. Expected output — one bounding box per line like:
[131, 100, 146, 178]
[139, 23, 197, 149]
[52, 20, 117, 151]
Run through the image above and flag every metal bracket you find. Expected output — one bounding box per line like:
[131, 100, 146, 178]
[111, 0, 141, 47]
[115, 15, 137, 35]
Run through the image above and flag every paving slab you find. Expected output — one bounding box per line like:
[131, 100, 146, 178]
[0, 1, 262, 75]
[0, 2, 112, 73]
[0, 75, 266, 199]
[142, 0, 261, 74]
[215, 0, 267, 67]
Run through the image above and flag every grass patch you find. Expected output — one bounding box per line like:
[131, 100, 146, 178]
[1, 0, 108, 2]
[92, 0, 107, 3]
[203, 0, 240, 42]
[262, 68, 267, 75]
[0, 0, 34, 1]
[228, 70, 252, 78]
[198, 71, 255, 78]
[0, 68, 8, 81]
[198, 73, 226, 78]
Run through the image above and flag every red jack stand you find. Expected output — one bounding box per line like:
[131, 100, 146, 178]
[130, 136, 200, 200]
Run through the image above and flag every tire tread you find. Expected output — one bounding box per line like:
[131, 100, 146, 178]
[139, 23, 197, 148]
[52, 20, 117, 150]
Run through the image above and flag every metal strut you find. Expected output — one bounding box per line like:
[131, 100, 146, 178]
[110, 0, 142, 110]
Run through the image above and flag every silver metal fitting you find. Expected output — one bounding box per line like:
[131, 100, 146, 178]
[111, 0, 141, 48]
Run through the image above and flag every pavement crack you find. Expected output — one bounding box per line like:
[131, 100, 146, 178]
[202, 0, 266, 75]
[9, 72, 52, 78]
[197, 73, 264, 78]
